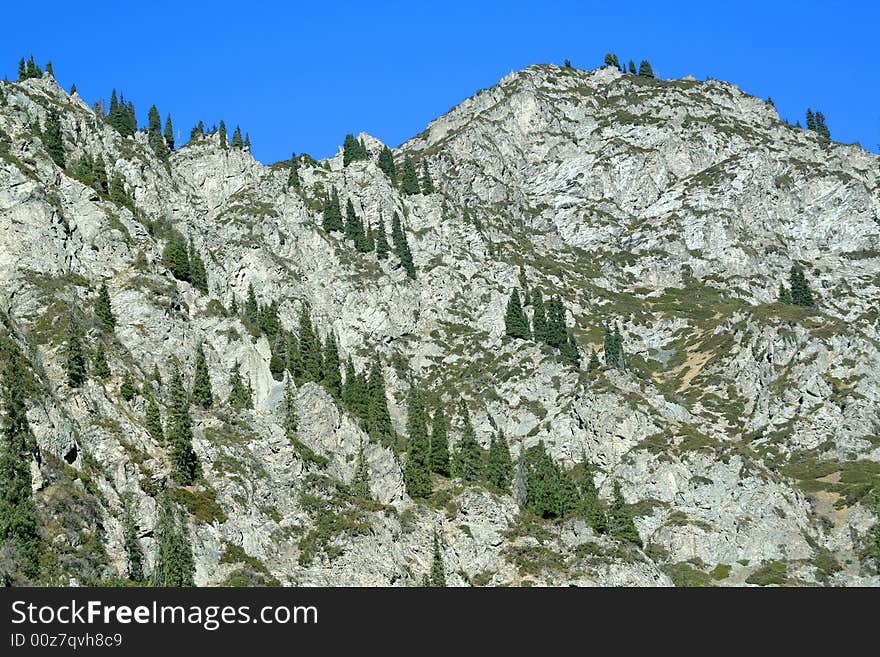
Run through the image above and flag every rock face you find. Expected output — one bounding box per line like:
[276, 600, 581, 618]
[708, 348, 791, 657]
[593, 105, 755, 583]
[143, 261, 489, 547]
[0, 64, 878, 587]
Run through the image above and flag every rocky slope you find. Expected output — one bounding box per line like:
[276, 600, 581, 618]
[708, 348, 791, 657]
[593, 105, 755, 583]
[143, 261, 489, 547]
[0, 62, 878, 586]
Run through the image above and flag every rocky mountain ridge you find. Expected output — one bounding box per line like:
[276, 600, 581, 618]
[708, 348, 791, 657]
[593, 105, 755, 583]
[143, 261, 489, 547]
[0, 61, 878, 586]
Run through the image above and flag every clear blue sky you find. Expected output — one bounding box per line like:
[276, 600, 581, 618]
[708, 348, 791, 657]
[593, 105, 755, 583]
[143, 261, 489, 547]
[3, 1, 878, 163]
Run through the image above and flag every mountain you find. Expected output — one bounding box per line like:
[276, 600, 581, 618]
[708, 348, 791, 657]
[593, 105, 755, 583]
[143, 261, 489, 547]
[0, 61, 878, 587]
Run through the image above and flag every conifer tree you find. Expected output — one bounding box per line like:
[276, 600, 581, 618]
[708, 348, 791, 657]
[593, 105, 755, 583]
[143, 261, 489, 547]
[343, 134, 368, 165]
[187, 240, 208, 295]
[453, 401, 484, 483]
[628, 60, 637, 74]
[287, 153, 300, 189]
[269, 334, 287, 382]
[162, 230, 190, 282]
[789, 264, 815, 307]
[282, 379, 298, 441]
[95, 282, 115, 331]
[345, 199, 362, 244]
[285, 332, 303, 383]
[558, 466, 583, 518]
[391, 212, 416, 279]
[401, 155, 420, 195]
[531, 289, 548, 343]
[546, 296, 566, 348]
[518, 266, 530, 306]
[191, 344, 213, 409]
[580, 456, 606, 533]
[93, 156, 109, 194]
[64, 315, 86, 388]
[504, 289, 530, 340]
[806, 108, 816, 132]
[167, 368, 199, 485]
[638, 60, 655, 78]
[429, 405, 450, 476]
[561, 332, 580, 367]
[363, 220, 375, 252]
[152, 494, 195, 586]
[244, 133, 250, 150]
[588, 350, 601, 371]
[366, 357, 393, 443]
[603, 324, 625, 369]
[147, 105, 167, 158]
[604, 53, 617, 67]
[351, 441, 372, 500]
[0, 352, 44, 579]
[218, 120, 228, 150]
[93, 343, 111, 381]
[608, 480, 641, 547]
[420, 160, 435, 194]
[244, 283, 259, 325]
[120, 371, 137, 401]
[322, 188, 344, 233]
[145, 395, 164, 444]
[321, 333, 342, 400]
[298, 305, 321, 383]
[429, 530, 447, 587]
[375, 215, 389, 260]
[231, 125, 243, 149]
[17, 58, 26, 81]
[487, 430, 513, 493]
[342, 357, 356, 409]
[164, 114, 174, 151]
[45, 61, 54, 77]
[403, 385, 432, 499]
[524, 442, 561, 519]
[227, 362, 253, 410]
[122, 500, 145, 583]
[377, 146, 396, 184]
[43, 110, 65, 168]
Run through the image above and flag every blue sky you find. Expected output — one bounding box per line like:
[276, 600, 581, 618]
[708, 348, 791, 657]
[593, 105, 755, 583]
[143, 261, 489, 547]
[3, 1, 878, 163]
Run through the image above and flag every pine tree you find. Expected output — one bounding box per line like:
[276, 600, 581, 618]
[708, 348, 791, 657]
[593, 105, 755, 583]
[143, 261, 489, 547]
[269, 333, 287, 382]
[401, 155, 420, 195]
[342, 358, 356, 409]
[638, 60, 655, 78]
[95, 282, 115, 331]
[227, 362, 253, 410]
[145, 395, 164, 443]
[322, 188, 344, 233]
[789, 264, 815, 307]
[218, 120, 228, 150]
[93, 343, 111, 381]
[546, 296, 566, 348]
[285, 332, 303, 383]
[17, 58, 26, 81]
[287, 153, 300, 189]
[558, 466, 583, 518]
[64, 315, 86, 388]
[814, 112, 830, 141]
[608, 480, 641, 547]
[778, 284, 793, 304]
[504, 289, 530, 340]
[93, 156, 109, 194]
[345, 199, 362, 244]
[806, 108, 816, 132]
[377, 146, 397, 184]
[278, 376, 298, 437]
[321, 333, 342, 400]
[603, 53, 617, 67]
[191, 344, 213, 409]
[162, 230, 190, 282]
[244, 284, 258, 325]
[453, 401, 483, 483]
[628, 60, 637, 74]
[524, 442, 561, 519]
[152, 494, 195, 586]
[298, 305, 321, 382]
[588, 350, 601, 372]
[122, 501, 145, 582]
[420, 160, 434, 194]
[429, 530, 447, 587]
[580, 456, 606, 533]
[147, 105, 167, 158]
[487, 430, 513, 493]
[164, 114, 174, 151]
[429, 405, 450, 476]
[42, 110, 65, 168]
[404, 385, 432, 499]
[518, 266, 530, 306]
[366, 357, 393, 443]
[167, 368, 199, 485]
[374, 214, 390, 260]
[560, 332, 580, 367]
[120, 372, 137, 401]
[0, 352, 44, 579]
[531, 289, 548, 343]
[363, 220, 375, 252]
[244, 133, 250, 150]
[391, 212, 416, 279]
[351, 441, 372, 500]
[604, 324, 625, 369]
[231, 125, 243, 149]
[343, 133, 368, 166]
[187, 240, 208, 295]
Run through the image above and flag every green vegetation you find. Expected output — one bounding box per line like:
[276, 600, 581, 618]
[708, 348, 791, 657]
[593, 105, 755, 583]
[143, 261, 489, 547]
[745, 560, 788, 586]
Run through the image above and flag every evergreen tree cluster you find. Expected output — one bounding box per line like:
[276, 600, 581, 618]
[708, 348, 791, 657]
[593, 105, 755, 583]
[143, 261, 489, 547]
[603, 53, 654, 77]
[603, 323, 625, 369]
[505, 286, 580, 366]
[106, 89, 137, 137]
[42, 111, 65, 168]
[146, 105, 172, 160]
[70, 153, 109, 194]
[390, 212, 415, 278]
[805, 108, 831, 141]
[151, 494, 195, 586]
[0, 349, 44, 580]
[17, 56, 43, 81]
[342, 134, 368, 166]
[162, 231, 208, 294]
[778, 264, 815, 307]
[287, 152, 300, 189]
[377, 146, 396, 184]
[167, 367, 199, 485]
[401, 155, 420, 195]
